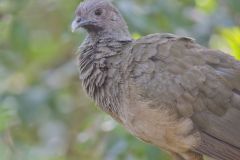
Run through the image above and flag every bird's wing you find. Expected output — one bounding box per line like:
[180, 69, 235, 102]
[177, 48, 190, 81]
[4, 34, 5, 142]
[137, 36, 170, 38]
[124, 33, 240, 160]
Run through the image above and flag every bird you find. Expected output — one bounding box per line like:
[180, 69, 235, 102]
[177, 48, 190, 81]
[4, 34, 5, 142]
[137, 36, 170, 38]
[71, 0, 240, 159]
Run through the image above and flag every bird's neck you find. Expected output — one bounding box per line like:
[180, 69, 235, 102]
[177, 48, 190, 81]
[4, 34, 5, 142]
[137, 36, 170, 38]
[87, 27, 132, 42]
[78, 37, 132, 121]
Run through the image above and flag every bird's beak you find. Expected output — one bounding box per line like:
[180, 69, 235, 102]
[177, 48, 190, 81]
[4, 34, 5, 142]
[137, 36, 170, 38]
[71, 18, 80, 32]
[71, 17, 96, 32]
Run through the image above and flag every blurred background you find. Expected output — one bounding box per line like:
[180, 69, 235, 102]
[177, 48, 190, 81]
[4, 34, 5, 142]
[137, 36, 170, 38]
[0, 0, 239, 160]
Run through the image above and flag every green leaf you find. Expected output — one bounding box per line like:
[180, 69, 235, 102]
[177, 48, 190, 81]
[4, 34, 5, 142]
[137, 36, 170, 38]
[0, 106, 14, 132]
[220, 27, 240, 60]
[10, 19, 29, 53]
[195, 0, 217, 12]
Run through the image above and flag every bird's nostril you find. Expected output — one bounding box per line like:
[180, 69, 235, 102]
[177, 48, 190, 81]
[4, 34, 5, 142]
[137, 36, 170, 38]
[77, 18, 82, 23]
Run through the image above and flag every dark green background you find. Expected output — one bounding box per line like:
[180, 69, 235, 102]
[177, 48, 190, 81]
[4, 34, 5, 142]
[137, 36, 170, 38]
[0, 0, 239, 160]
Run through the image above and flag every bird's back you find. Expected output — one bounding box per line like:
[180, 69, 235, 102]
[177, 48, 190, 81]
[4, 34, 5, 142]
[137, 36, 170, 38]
[122, 33, 240, 160]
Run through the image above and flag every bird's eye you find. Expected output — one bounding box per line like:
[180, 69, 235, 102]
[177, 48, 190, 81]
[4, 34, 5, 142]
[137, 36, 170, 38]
[94, 9, 103, 16]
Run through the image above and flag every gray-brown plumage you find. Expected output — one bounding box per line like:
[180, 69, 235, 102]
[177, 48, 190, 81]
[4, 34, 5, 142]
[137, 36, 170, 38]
[71, 0, 240, 160]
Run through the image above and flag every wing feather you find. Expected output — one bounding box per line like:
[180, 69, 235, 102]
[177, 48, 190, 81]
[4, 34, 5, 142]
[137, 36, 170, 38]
[129, 33, 240, 159]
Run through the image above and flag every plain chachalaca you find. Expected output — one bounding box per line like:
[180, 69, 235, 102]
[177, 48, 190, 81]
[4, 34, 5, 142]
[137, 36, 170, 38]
[71, 0, 240, 159]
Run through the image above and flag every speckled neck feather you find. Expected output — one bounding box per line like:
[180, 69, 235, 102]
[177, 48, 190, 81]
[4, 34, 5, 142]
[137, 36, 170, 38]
[78, 37, 132, 119]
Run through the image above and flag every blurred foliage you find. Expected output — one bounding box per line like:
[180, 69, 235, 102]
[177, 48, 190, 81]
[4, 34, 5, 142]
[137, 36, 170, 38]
[0, 0, 239, 160]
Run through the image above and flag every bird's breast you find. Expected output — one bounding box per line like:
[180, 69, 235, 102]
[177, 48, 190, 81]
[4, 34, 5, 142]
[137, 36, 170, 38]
[120, 85, 201, 153]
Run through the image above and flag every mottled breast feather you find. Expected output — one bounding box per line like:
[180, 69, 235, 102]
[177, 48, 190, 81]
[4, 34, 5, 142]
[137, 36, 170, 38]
[78, 37, 131, 121]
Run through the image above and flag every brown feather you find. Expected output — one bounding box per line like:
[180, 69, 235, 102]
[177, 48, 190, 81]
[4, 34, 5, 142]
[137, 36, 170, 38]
[72, 1, 240, 159]
[195, 132, 240, 160]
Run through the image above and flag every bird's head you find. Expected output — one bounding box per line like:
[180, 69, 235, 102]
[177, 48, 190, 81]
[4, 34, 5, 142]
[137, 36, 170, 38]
[71, 0, 131, 41]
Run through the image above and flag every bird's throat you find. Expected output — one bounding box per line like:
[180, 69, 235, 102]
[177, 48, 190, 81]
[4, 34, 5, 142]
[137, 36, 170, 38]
[87, 27, 132, 43]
